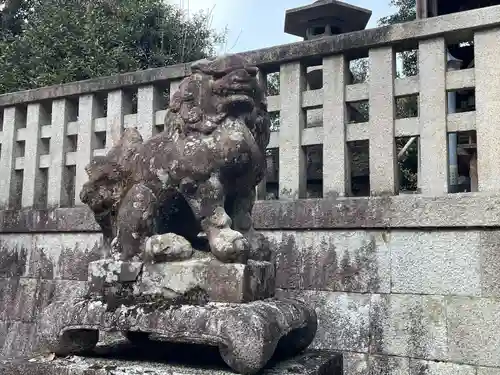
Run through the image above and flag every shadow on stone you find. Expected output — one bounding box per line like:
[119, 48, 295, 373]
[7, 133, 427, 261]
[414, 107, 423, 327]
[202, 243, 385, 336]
[77, 339, 342, 374]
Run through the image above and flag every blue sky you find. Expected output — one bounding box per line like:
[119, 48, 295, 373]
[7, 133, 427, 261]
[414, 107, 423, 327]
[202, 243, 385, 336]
[177, 0, 397, 53]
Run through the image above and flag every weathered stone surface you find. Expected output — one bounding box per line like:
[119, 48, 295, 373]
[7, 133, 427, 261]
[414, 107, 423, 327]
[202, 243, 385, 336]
[0, 346, 342, 375]
[253, 195, 500, 229]
[409, 359, 476, 375]
[80, 54, 271, 265]
[0, 322, 9, 353]
[370, 294, 447, 361]
[447, 296, 500, 367]
[342, 353, 368, 375]
[88, 259, 142, 284]
[370, 355, 410, 375]
[144, 233, 194, 263]
[29, 234, 102, 281]
[0, 278, 38, 322]
[268, 231, 390, 293]
[38, 297, 317, 374]
[0, 235, 31, 278]
[278, 290, 371, 353]
[0, 278, 90, 325]
[1, 322, 37, 359]
[479, 231, 500, 297]
[478, 368, 500, 375]
[8, 195, 500, 234]
[139, 258, 275, 303]
[341, 354, 411, 375]
[390, 231, 481, 296]
[48, 280, 88, 303]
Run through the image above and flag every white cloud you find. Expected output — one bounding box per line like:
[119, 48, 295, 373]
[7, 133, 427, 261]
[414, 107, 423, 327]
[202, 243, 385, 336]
[172, 0, 234, 28]
[171, 0, 243, 53]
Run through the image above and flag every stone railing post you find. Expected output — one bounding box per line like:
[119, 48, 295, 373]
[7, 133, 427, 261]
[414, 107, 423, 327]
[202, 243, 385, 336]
[322, 54, 351, 197]
[48, 99, 72, 207]
[279, 62, 306, 200]
[419, 37, 448, 195]
[75, 95, 101, 205]
[369, 46, 398, 195]
[106, 90, 132, 149]
[22, 103, 48, 208]
[138, 85, 161, 140]
[0, 107, 23, 208]
[475, 28, 500, 192]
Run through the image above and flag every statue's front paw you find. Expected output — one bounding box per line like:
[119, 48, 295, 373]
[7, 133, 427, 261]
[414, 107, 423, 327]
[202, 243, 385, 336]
[211, 229, 250, 264]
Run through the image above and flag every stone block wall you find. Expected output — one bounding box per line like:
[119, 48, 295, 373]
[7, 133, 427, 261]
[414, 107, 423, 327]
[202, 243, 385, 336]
[0, 233, 102, 358]
[268, 229, 500, 374]
[0, 198, 500, 375]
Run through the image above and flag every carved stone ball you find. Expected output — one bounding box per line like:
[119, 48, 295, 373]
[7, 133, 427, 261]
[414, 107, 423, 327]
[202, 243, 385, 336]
[144, 233, 194, 263]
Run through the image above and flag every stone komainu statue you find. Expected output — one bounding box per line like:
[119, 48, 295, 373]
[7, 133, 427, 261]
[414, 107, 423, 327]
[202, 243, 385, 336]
[80, 54, 271, 264]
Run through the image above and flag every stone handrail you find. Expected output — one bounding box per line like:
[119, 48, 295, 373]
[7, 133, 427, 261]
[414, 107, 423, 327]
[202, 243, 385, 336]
[0, 5, 499, 210]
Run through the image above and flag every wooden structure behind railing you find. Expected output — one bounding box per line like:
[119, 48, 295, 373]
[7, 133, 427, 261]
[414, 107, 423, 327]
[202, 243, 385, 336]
[1, 5, 500, 208]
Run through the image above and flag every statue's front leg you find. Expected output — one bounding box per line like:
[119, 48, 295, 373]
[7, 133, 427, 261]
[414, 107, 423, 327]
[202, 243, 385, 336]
[184, 174, 249, 263]
[114, 184, 157, 261]
[227, 188, 271, 262]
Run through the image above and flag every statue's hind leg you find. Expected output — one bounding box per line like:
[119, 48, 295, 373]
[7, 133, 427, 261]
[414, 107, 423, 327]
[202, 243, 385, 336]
[114, 183, 157, 260]
[183, 174, 250, 263]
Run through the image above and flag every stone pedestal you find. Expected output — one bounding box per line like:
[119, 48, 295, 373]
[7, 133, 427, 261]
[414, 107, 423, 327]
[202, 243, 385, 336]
[88, 257, 276, 304]
[38, 256, 318, 375]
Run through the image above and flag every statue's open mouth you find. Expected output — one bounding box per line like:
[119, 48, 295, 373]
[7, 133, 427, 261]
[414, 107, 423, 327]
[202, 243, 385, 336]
[217, 83, 256, 113]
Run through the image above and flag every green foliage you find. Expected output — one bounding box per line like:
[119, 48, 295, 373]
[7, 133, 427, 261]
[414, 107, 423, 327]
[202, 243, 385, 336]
[266, 72, 280, 131]
[378, 0, 417, 77]
[0, 0, 225, 94]
[378, 0, 416, 26]
[0, 0, 34, 40]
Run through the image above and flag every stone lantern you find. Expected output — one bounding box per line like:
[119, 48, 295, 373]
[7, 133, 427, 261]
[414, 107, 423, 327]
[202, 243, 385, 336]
[285, 0, 372, 41]
[284, 0, 371, 90]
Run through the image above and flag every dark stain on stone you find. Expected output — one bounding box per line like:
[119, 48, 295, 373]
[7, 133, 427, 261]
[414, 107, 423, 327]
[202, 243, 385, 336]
[33, 280, 56, 319]
[411, 361, 429, 375]
[357, 235, 381, 292]
[369, 295, 389, 354]
[58, 240, 102, 281]
[0, 279, 16, 321]
[325, 234, 381, 293]
[339, 249, 356, 289]
[0, 241, 28, 278]
[31, 247, 55, 280]
[0, 321, 12, 349]
[369, 355, 402, 375]
[275, 232, 382, 293]
[275, 234, 302, 289]
[408, 299, 426, 358]
[316, 238, 338, 290]
[96, 284, 210, 314]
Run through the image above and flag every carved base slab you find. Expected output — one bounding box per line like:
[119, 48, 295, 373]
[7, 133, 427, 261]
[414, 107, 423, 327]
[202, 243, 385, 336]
[88, 257, 276, 304]
[38, 297, 317, 375]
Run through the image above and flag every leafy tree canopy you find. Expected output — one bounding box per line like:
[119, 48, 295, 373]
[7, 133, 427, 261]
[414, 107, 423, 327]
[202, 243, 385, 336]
[0, 0, 225, 94]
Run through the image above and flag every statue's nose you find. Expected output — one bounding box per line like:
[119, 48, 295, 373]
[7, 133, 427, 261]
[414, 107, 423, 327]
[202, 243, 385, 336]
[232, 69, 254, 83]
[245, 66, 258, 77]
